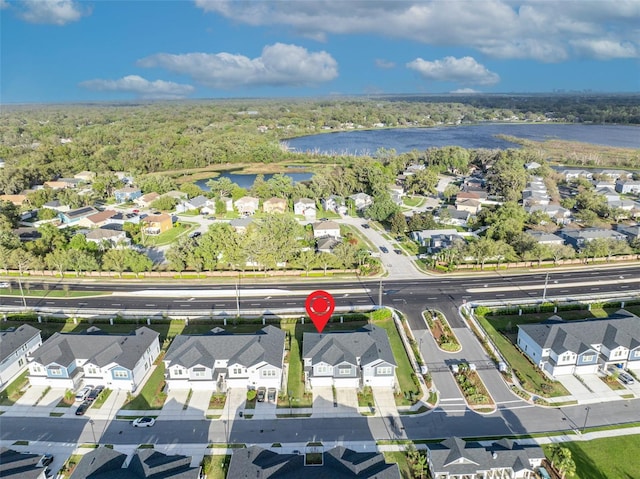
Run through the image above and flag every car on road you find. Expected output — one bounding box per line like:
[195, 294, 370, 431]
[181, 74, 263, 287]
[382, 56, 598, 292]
[0, 282, 10, 288]
[188, 231, 201, 238]
[257, 387, 266, 402]
[38, 454, 54, 467]
[75, 401, 90, 416]
[380, 246, 389, 253]
[267, 388, 276, 402]
[362, 223, 370, 229]
[132, 416, 156, 427]
[86, 385, 105, 402]
[75, 386, 93, 402]
[394, 249, 402, 255]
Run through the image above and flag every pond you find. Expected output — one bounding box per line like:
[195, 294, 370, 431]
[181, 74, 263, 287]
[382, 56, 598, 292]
[195, 170, 313, 191]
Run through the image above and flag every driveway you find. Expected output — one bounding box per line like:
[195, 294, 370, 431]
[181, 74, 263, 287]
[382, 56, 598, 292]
[160, 388, 190, 417]
[223, 388, 246, 420]
[187, 389, 212, 416]
[312, 386, 359, 417]
[371, 387, 398, 417]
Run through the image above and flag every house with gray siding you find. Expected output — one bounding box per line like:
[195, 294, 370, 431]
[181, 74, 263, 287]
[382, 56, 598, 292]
[27, 326, 160, 392]
[426, 437, 544, 479]
[517, 310, 640, 377]
[302, 324, 396, 389]
[0, 324, 42, 390]
[164, 326, 285, 393]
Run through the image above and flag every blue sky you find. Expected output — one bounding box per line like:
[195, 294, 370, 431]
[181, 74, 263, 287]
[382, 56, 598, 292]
[1, 0, 639, 103]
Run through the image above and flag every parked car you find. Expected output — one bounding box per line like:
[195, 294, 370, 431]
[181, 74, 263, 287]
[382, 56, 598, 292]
[75, 386, 93, 402]
[380, 246, 389, 253]
[86, 385, 105, 402]
[394, 249, 402, 255]
[75, 401, 90, 416]
[0, 282, 10, 288]
[362, 223, 370, 229]
[188, 231, 201, 238]
[619, 371, 635, 385]
[38, 454, 54, 467]
[537, 466, 552, 479]
[132, 416, 156, 427]
[267, 388, 276, 402]
[257, 387, 266, 402]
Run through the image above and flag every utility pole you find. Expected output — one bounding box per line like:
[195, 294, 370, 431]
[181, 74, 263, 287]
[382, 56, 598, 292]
[542, 272, 550, 301]
[17, 276, 26, 308]
[236, 274, 240, 318]
[89, 419, 97, 445]
[378, 280, 383, 307]
[582, 406, 591, 434]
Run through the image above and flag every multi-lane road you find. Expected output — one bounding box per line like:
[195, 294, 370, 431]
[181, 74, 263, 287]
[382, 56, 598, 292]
[1, 264, 639, 445]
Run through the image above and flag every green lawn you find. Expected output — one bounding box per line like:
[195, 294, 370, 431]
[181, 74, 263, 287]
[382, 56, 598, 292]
[402, 196, 424, 208]
[543, 435, 640, 479]
[92, 388, 112, 409]
[382, 452, 412, 479]
[121, 360, 167, 410]
[0, 370, 29, 406]
[476, 312, 569, 397]
[201, 455, 230, 479]
[144, 222, 196, 246]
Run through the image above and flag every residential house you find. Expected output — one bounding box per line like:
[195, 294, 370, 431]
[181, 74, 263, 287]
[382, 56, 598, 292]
[44, 178, 79, 189]
[59, 206, 100, 225]
[517, 310, 640, 376]
[388, 185, 404, 206]
[106, 212, 141, 225]
[0, 195, 27, 206]
[616, 223, 640, 242]
[592, 180, 616, 190]
[142, 213, 172, 235]
[0, 324, 42, 390]
[321, 195, 347, 215]
[13, 227, 42, 242]
[349, 192, 373, 211]
[176, 195, 209, 213]
[135, 192, 160, 208]
[41, 199, 70, 213]
[0, 447, 48, 479]
[294, 198, 317, 220]
[313, 220, 341, 239]
[114, 186, 142, 203]
[263, 197, 288, 214]
[438, 206, 470, 228]
[316, 237, 340, 253]
[559, 227, 628, 250]
[411, 228, 459, 247]
[85, 228, 130, 248]
[426, 437, 544, 479]
[74, 171, 96, 183]
[615, 179, 640, 195]
[595, 186, 620, 202]
[598, 169, 632, 181]
[302, 324, 397, 389]
[164, 326, 286, 393]
[235, 196, 260, 216]
[28, 326, 160, 391]
[229, 217, 254, 234]
[528, 204, 572, 225]
[228, 445, 400, 479]
[70, 446, 200, 479]
[559, 169, 593, 181]
[78, 209, 117, 228]
[524, 230, 565, 246]
[455, 198, 481, 214]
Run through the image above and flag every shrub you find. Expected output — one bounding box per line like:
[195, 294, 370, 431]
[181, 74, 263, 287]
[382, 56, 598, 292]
[247, 389, 257, 401]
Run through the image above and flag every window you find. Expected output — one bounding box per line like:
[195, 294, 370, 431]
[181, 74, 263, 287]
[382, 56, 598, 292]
[32, 365, 42, 373]
[193, 367, 206, 378]
[49, 367, 62, 376]
[338, 367, 351, 375]
[261, 369, 276, 378]
[113, 370, 129, 378]
[174, 368, 183, 376]
[233, 368, 243, 375]
[87, 367, 97, 375]
[634, 350, 640, 358]
[18, 358, 24, 367]
[316, 365, 329, 374]
[582, 355, 594, 362]
[377, 366, 392, 375]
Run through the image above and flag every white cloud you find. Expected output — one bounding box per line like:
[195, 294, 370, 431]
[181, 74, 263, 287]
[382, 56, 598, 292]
[450, 88, 480, 94]
[195, 1, 640, 62]
[0, 0, 9, 10]
[137, 43, 338, 89]
[570, 39, 638, 60]
[18, 0, 88, 25]
[375, 59, 396, 69]
[79, 75, 195, 99]
[407, 56, 500, 86]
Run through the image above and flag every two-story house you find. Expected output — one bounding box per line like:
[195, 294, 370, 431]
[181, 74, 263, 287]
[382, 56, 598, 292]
[302, 324, 396, 389]
[0, 324, 42, 389]
[294, 198, 316, 220]
[27, 327, 160, 392]
[313, 220, 341, 239]
[114, 186, 142, 203]
[163, 326, 286, 393]
[517, 310, 640, 376]
[235, 196, 260, 216]
[141, 213, 172, 235]
[349, 192, 373, 211]
[263, 197, 288, 214]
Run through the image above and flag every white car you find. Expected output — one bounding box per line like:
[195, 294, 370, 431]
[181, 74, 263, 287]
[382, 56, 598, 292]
[0, 282, 10, 288]
[132, 416, 156, 427]
[75, 386, 93, 402]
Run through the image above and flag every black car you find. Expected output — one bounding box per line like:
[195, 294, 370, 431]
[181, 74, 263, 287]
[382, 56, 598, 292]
[86, 385, 105, 402]
[362, 223, 370, 229]
[257, 387, 266, 402]
[39, 454, 54, 467]
[380, 246, 389, 253]
[75, 401, 90, 416]
[394, 249, 402, 255]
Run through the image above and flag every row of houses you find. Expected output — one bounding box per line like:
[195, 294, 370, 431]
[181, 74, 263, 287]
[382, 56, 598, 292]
[517, 310, 640, 377]
[0, 323, 398, 395]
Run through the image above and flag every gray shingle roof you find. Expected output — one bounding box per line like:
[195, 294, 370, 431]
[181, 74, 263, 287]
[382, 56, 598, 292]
[0, 324, 40, 362]
[164, 326, 285, 369]
[0, 447, 47, 479]
[428, 437, 543, 476]
[69, 447, 126, 479]
[302, 324, 396, 367]
[227, 445, 401, 478]
[519, 310, 640, 354]
[30, 327, 159, 370]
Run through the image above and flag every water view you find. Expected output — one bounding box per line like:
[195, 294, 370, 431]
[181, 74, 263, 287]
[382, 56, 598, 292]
[285, 123, 640, 156]
[195, 170, 314, 191]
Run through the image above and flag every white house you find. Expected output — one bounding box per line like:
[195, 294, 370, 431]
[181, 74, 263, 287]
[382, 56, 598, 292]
[85, 228, 130, 248]
[294, 198, 316, 220]
[313, 220, 341, 239]
[234, 196, 260, 216]
[321, 195, 347, 215]
[517, 310, 640, 377]
[176, 195, 209, 213]
[163, 326, 286, 393]
[27, 327, 160, 392]
[349, 192, 373, 211]
[616, 179, 640, 195]
[0, 324, 42, 390]
[302, 325, 397, 389]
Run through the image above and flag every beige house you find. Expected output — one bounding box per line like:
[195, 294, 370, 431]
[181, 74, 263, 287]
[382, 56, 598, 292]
[74, 171, 96, 182]
[455, 197, 482, 214]
[0, 195, 27, 206]
[235, 196, 260, 216]
[263, 197, 287, 214]
[78, 210, 117, 228]
[135, 192, 160, 208]
[142, 213, 172, 235]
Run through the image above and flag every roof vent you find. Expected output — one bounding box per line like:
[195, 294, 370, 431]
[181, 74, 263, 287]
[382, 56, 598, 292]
[492, 452, 498, 459]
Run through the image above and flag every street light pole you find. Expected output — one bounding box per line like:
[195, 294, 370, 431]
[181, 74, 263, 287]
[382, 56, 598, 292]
[89, 419, 97, 445]
[378, 280, 383, 307]
[542, 273, 550, 301]
[582, 406, 591, 434]
[236, 274, 240, 318]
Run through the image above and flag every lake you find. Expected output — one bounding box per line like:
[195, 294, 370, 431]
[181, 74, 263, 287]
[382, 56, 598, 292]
[195, 171, 313, 191]
[285, 123, 640, 156]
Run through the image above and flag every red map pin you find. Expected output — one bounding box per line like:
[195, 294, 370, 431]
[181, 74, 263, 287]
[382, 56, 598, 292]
[306, 290, 335, 333]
